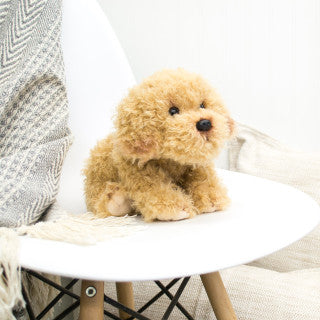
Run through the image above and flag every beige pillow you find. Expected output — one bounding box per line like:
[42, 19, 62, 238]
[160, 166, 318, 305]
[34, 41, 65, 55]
[102, 265, 320, 320]
[203, 266, 320, 320]
[229, 123, 320, 272]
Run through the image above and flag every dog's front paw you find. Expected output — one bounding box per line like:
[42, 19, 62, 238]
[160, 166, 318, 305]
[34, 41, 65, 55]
[94, 187, 133, 218]
[156, 210, 190, 221]
[193, 191, 230, 214]
[200, 205, 217, 214]
[211, 193, 230, 211]
[142, 203, 196, 222]
[107, 190, 133, 216]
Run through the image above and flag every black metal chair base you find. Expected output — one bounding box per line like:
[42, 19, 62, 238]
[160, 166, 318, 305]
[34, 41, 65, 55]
[22, 269, 195, 320]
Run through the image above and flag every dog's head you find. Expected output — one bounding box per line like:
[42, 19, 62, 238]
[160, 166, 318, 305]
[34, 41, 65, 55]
[115, 69, 234, 165]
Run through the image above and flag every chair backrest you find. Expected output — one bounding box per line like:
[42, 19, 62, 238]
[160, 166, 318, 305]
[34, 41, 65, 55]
[57, 0, 136, 213]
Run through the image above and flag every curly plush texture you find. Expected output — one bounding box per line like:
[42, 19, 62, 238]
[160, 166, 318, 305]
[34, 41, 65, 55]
[84, 69, 234, 221]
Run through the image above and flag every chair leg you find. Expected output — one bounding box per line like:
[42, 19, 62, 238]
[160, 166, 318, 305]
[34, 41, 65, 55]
[116, 282, 135, 319]
[79, 280, 104, 320]
[200, 271, 237, 320]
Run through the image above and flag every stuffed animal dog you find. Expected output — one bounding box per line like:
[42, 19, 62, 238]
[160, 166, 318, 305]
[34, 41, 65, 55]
[84, 69, 234, 221]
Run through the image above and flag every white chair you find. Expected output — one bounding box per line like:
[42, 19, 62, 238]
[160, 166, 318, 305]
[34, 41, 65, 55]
[18, 1, 320, 319]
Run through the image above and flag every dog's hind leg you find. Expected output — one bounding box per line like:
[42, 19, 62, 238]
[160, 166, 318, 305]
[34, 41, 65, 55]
[94, 182, 133, 218]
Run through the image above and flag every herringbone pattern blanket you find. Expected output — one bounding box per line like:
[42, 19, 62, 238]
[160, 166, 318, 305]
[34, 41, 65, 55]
[0, 2, 149, 319]
[0, 0, 72, 227]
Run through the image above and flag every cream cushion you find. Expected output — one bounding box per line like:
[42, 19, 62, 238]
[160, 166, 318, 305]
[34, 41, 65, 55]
[229, 123, 320, 204]
[202, 266, 320, 320]
[229, 123, 320, 272]
[103, 265, 320, 320]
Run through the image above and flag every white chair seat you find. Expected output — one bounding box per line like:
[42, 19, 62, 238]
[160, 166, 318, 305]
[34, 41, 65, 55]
[19, 169, 320, 282]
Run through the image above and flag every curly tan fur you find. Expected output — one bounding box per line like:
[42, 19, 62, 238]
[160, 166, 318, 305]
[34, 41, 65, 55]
[84, 69, 234, 221]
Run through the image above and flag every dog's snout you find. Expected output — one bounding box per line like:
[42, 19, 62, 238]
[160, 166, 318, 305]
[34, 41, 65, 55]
[196, 119, 212, 132]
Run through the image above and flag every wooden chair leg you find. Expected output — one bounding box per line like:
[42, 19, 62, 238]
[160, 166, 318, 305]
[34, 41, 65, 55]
[200, 271, 237, 320]
[116, 281, 135, 319]
[79, 280, 104, 320]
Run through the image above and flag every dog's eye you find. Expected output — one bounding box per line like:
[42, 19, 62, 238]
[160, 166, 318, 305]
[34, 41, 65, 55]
[169, 106, 180, 116]
[200, 103, 205, 109]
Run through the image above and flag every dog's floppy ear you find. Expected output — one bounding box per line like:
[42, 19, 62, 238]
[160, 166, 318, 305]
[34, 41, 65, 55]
[114, 93, 161, 163]
[116, 132, 160, 163]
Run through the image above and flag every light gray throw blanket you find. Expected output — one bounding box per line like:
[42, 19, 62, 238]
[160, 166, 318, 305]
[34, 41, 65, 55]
[0, 0, 72, 227]
[0, 0, 70, 318]
[0, 4, 146, 319]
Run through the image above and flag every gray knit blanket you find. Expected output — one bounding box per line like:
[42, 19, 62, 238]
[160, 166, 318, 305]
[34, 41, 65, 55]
[0, 0, 72, 227]
[0, 2, 147, 318]
[0, 0, 71, 317]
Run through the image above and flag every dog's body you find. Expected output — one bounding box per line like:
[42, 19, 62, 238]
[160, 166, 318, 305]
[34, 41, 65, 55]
[84, 69, 234, 221]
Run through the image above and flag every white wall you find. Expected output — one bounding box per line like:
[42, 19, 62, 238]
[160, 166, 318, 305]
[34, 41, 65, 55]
[97, 0, 320, 152]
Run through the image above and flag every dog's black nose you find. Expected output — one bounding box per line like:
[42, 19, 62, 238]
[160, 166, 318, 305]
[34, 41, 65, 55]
[196, 119, 212, 132]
